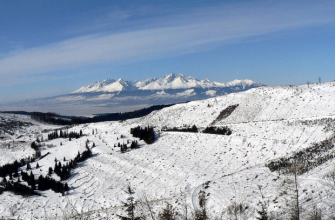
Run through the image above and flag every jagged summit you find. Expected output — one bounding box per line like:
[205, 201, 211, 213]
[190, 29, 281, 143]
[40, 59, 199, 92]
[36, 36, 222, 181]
[72, 74, 263, 93]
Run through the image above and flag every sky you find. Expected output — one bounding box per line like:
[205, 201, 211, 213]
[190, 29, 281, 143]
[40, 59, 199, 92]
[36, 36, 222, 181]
[1, 0, 335, 103]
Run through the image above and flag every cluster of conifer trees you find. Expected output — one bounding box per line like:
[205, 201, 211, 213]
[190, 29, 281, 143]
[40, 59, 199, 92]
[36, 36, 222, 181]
[37, 145, 93, 195]
[0, 156, 35, 178]
[47, 129, 83, 140]
[202, 126, 232, 135]
[53, 150, 91, 180]
[0, 140, 93, 196]
[54, 160, 71, 181]
[0, 155, 41, 196]
[130, 126, 155, 144]
[162, 125, 232, 135]
[0, 161, 69, 196]
[267, 135, 335, 175]
[117, 140, 139, 153]
[37, 175, 69, 194]
[162, 124, 198, 133]
[2, 179, 34, 196]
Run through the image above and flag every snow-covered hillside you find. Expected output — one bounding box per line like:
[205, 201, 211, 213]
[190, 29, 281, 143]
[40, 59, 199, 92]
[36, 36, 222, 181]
[0, 81, 335, 219]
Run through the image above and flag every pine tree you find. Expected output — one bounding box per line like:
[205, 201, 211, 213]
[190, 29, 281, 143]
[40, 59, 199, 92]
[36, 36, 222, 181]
[119, 185, 139, 220]
[195, 190, 208, 220]
[26, 162, 31, 170]
[30, 171, 35, 191]
[159, 203, 176, 220]
[13, 168, 19, 177]
[64, 183, 69, 191]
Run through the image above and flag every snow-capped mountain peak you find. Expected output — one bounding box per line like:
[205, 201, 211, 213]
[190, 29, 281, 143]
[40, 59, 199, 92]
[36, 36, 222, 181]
[226, 79, 263, 89]
[72, 74, 263, 93]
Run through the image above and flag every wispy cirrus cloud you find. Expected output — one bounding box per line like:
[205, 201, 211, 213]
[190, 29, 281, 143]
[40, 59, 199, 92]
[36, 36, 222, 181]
[1, 1, 335, 80]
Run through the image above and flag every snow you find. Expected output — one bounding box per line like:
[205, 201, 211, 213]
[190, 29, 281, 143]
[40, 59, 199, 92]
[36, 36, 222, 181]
[176, 89, 197, 97]
[71, 73, 262, 93]
[73, 79, 116, 93]
[140, 81, 163, 90]
[226, 79, 263, 88]
[1, 81, 335, 219]
[204, 90, 217, 96]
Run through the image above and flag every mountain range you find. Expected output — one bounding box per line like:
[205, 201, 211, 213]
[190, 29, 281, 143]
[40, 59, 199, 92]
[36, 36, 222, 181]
[73, 73, 262, 93]
[1, 74, 264, 116]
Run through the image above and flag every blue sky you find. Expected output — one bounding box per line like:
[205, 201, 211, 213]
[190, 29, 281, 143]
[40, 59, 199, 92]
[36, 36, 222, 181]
[1, 0, 335, 103]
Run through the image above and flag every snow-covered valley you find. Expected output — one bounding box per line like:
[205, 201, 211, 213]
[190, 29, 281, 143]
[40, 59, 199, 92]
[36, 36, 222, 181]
[1, 81, 335, 219]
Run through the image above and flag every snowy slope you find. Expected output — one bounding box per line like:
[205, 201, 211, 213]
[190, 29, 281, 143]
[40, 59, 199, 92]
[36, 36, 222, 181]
[0, 81, 335, 219]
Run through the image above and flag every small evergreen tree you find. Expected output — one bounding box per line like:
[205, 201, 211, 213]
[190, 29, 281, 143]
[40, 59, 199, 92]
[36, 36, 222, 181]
[159, 203, 176, 220]
[30, 171, 35, 191]
[26, 162, 31, 170]
[119, 184, 140, 220]
[64, 183, 69, 191]
[195, 190, 208, 220]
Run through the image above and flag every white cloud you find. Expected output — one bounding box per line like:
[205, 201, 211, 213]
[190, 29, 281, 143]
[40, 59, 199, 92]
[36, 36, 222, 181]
[1, 1, 335, 78]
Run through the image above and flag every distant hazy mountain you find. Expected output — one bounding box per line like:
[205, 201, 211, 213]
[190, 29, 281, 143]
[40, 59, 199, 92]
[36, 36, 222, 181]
[1, 74, 264, 116]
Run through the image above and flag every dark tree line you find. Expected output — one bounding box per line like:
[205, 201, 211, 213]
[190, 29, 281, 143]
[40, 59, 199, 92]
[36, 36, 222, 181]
[48, 129, 83, 141]
[29, 104, 173, 125]
[162, 125, 198, 133]
[0, 165, 69, 196]
[2, 178, 34, 196]
[72, 104, 173, 124]
[162, 125, 232, 136]
[0, 156, 36, 178]
[0, 170, 37, 196]
[267, 135, 335, 175]
[130, 126, 155, 144]
[202, 126, 232, 135]
[31, 112, 72, 125]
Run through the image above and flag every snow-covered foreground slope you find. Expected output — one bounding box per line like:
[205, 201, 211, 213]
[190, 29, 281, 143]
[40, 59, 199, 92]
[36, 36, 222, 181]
[1, 82, 335, 219]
